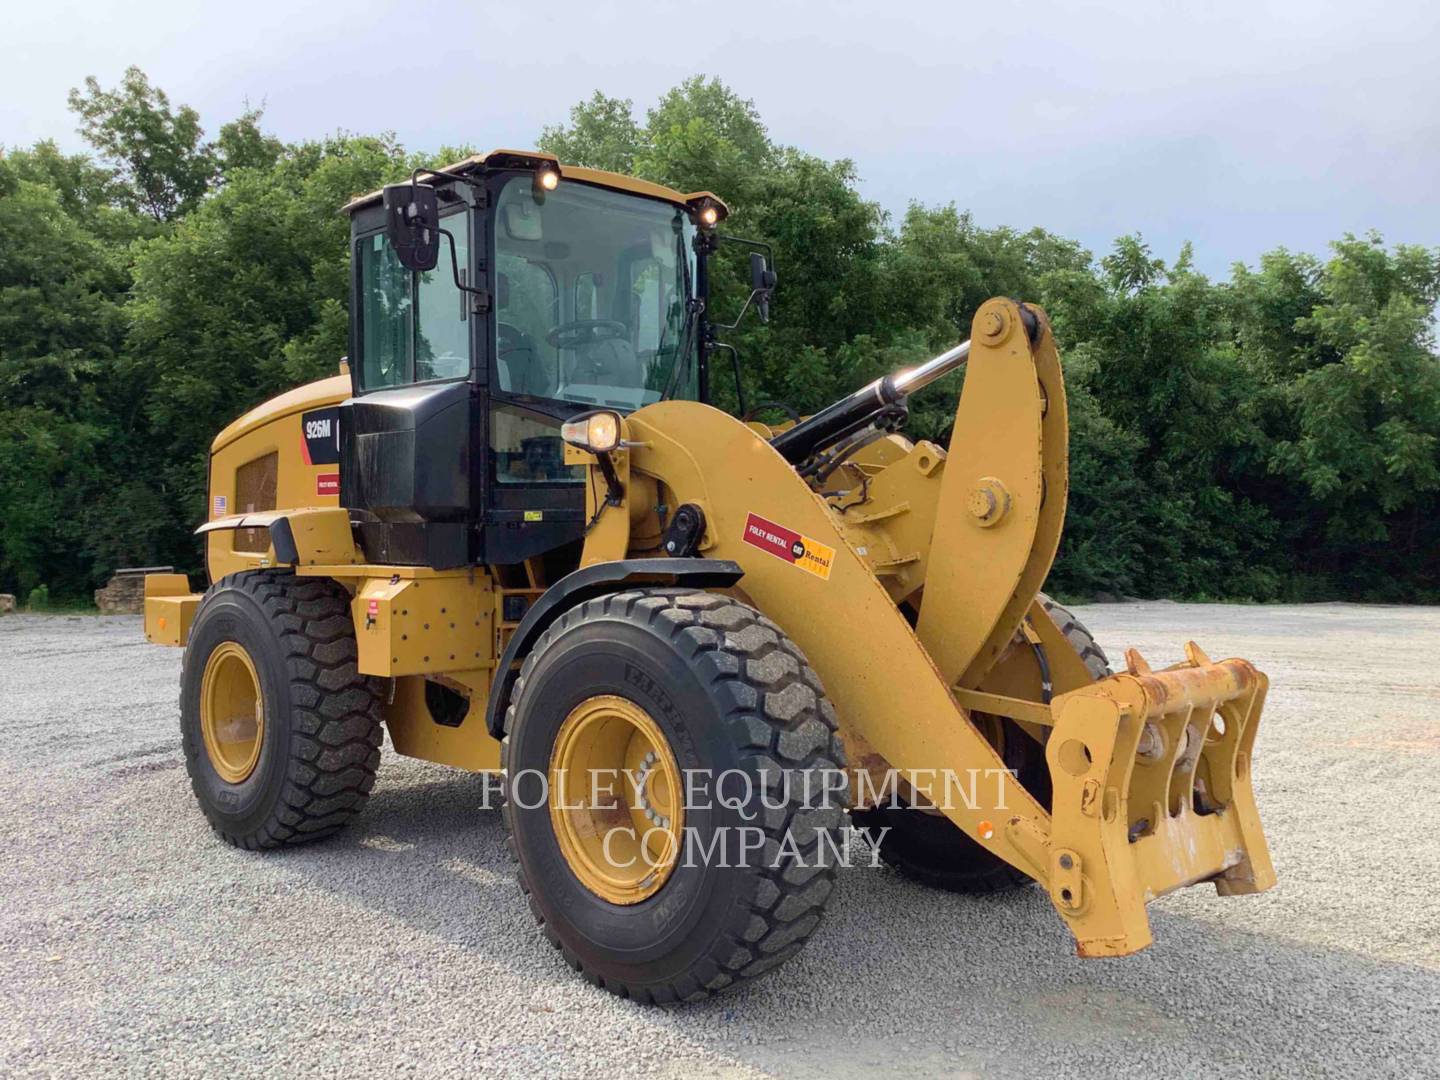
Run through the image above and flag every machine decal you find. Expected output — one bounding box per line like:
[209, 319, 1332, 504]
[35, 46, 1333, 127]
[300, 406, 341, 466]
[316, 473, 340, 497]
[742, 512, 835, 580]
[212, 494, 227, 517]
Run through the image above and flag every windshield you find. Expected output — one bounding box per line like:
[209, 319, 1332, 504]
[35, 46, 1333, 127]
[493, 176, 698, 409]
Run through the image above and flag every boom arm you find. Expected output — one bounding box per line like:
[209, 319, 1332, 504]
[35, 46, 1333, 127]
[567, 297, 1277, 959]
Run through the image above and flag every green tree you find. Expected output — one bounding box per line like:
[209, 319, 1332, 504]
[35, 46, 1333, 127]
[1041, 237, 1284, 598]
[1231, 235, 1440, 597]
[2, 69, 1437, 605]
[216, 105, 285, 177]
[67, 66, 216, 221]
[124, 134, 411, 557]
[0, 146, 142, 594]
[539, 92, 643, 174]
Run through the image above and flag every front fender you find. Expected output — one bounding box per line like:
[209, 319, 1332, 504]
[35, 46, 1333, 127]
[482, 558, 743, 739]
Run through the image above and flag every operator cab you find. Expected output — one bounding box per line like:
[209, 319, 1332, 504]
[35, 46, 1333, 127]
[338, 151, 724, 570]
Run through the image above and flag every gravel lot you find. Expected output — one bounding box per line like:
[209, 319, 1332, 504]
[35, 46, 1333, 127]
[2, 603, 1438, 1078]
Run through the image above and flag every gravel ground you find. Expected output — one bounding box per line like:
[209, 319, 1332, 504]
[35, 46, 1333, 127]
[2, 603, 1438, 1078]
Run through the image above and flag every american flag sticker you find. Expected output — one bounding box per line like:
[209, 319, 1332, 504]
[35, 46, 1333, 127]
[213, 494, 228, 518]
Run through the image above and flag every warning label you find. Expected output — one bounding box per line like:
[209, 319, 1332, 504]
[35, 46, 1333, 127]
[741, 512, 835, 580]
[316, 473, 340, 497]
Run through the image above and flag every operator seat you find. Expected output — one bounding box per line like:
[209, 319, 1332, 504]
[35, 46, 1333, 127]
[495, 273, 552, 397]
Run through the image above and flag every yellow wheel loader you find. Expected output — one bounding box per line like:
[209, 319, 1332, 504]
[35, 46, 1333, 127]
[142, 150, 1276, 1003]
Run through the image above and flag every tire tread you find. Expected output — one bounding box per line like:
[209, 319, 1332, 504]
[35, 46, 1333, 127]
[182, 570, 381, 850]
[500, 588, 846, 1002]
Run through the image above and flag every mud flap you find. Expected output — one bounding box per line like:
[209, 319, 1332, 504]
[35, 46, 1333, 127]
[1033, 642, 1276, 957]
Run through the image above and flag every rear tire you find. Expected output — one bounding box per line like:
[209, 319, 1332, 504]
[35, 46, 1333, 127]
[853, 593, 1109, 894]
[502, 588, 848, 1002]
[180, 570, 382, 850]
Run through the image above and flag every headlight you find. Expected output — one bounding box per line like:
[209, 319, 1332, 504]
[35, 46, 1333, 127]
[561, 411, 622, 454]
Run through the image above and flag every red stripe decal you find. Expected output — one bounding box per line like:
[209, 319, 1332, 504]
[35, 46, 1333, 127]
[743, 512, 802, 563]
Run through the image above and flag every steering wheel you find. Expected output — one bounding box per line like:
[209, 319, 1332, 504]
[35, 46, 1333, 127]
[545, 319, 628, 350]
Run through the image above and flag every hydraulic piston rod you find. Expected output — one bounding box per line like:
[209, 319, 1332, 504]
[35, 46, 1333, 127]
[892, 339, 972, 395]
[769, 340, 971, 464]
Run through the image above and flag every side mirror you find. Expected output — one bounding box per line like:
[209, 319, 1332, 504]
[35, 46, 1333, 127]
[382, 182, 440, 271]
[749, 251, 777, 323]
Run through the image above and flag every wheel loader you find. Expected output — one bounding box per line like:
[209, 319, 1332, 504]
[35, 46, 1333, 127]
[142, 149, 1276, 1002]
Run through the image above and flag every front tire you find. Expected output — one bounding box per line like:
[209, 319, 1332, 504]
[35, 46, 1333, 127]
[180, 570, 382, 850]
[502, 589, 847, 1003]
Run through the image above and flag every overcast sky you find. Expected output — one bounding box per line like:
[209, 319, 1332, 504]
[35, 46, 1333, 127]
[4, 0, 1436, 277]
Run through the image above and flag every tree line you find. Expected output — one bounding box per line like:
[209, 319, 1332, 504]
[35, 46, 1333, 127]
[2, 69, 1436, 604]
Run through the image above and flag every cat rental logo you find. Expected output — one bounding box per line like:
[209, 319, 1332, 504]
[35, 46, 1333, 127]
[742, 512, 835, 580]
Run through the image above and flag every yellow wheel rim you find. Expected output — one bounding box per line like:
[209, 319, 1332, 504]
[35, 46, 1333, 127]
[548, 694, 685, 905]
[199, 641, 265, 784]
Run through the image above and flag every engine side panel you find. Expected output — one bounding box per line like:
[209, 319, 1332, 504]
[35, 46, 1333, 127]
[205, 375, 350, 584]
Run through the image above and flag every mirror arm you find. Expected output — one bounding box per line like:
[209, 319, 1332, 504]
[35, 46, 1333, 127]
[435, 227, 489, 308]
[715, 233, 774, 261]
[709, 290, 760, 332]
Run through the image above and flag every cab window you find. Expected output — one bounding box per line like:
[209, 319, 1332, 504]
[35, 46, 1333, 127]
[492, 177, 696, 410]
[490, 404, 581, 484]
[417, 221, 470, 381]
[356, 210, 471, 390]
[358, 233, 412, 390]
[495, 254, 560, 396]
[490, 178, 695, 486]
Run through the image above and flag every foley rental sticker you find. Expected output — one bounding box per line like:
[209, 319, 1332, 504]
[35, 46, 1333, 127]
[742, 512, 836, 580]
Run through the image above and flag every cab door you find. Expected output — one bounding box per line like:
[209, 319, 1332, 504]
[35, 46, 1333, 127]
[341, 199, 479, 568]
[482, 174, 587, 566]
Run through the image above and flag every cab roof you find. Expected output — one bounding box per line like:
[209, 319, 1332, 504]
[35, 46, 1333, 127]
[343, 148, 726, 216]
